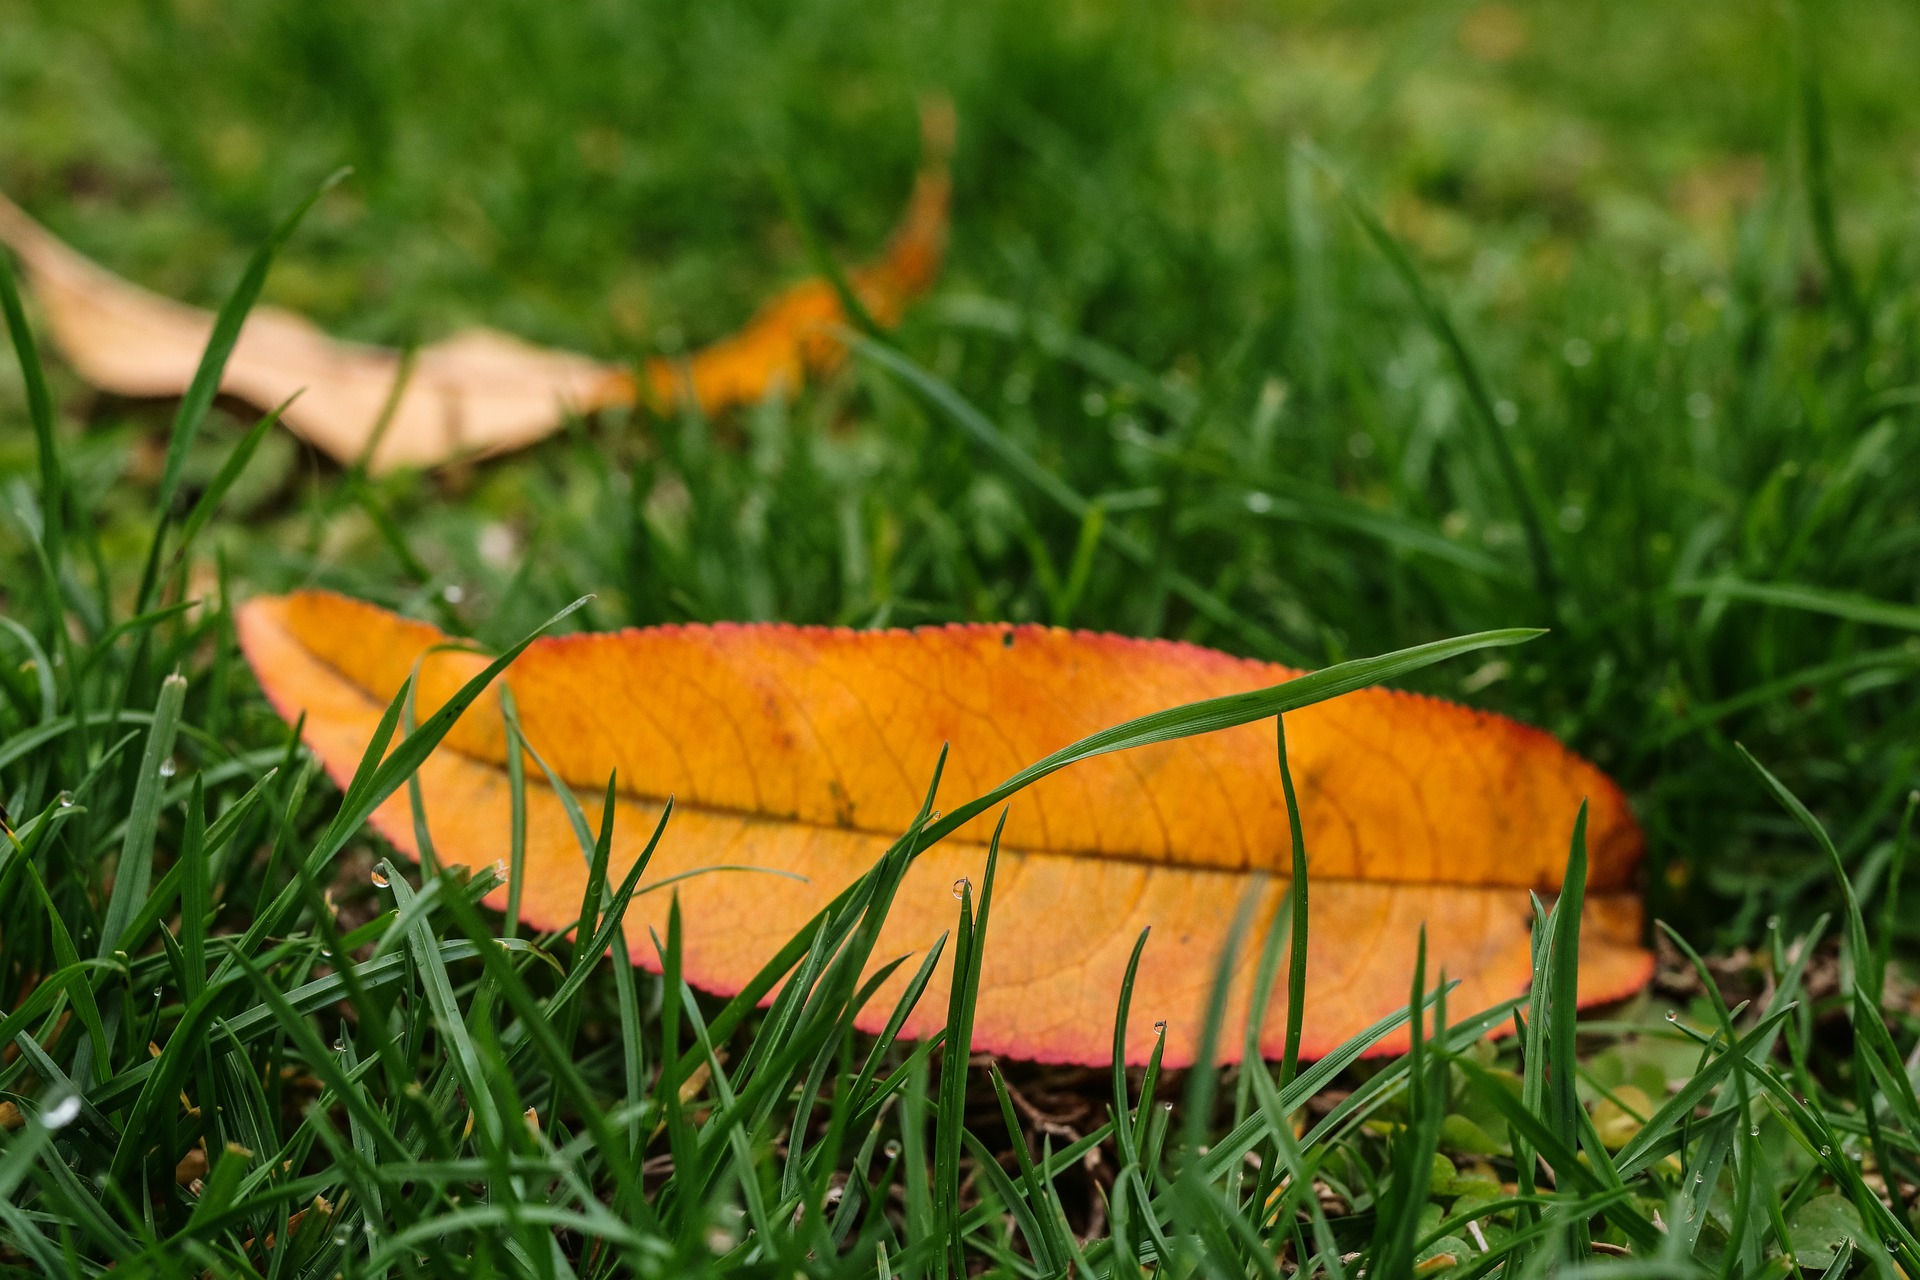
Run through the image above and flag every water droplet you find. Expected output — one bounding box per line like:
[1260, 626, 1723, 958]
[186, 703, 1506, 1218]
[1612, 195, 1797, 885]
[56, 790, 74, 808]
[1153, 1020, 1167, 1035]
[883, 1140, 901, 1158]
[333, 1228, 349, 1246]
[1749, 1126, 1760, 1137]
[1890, 1241, 1901, 1254]
[1766, 915, 1779, 931]
[319, 948, 333, 960]
[951, 877, 970, 900]
[363, 1222, 377, 1237]
[158, 757, 177, 778]
[41, 1095, 81, 1130]
[1664, 1011, 1677, 1022]
[1819, 1145, 1832, 1158]
[442, 584, 466, 604]
[1693, 1173, 1704, 1184]
[152, 987, 163, 1002]
[332, 1037, 345, 1051]
[370, 867, 390, 889]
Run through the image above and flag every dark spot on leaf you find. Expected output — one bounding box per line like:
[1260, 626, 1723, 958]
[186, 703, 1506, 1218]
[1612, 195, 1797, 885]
[827, 779, 856, 828]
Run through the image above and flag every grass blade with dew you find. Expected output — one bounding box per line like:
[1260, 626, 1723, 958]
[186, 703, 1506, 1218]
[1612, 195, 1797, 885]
[94, 672, 186, 962]
[934, 810, 1003, 1278]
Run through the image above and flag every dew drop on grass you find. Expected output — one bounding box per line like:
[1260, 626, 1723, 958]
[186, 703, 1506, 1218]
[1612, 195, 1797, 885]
[158, 756, 177, 778]
[56, 790, 74, 808]
[1664, 1010, 1677, 1022]
[41, 1095, 81, 1130]
[883, 1140, 901, 1158]
[1750, 1126, 1760, 1137]
[333, 1228, 349, 1246]
[370, 866, 390, 889]
[1820, 1145, 1832, 1157]
[1153, 1020, 1167, 1035]
[951, 877, 970, 900]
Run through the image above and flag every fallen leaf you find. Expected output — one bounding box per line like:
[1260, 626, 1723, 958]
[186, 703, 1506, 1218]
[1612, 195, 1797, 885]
[238, 591, 1652, 1067]
[0, 102, 951, 474]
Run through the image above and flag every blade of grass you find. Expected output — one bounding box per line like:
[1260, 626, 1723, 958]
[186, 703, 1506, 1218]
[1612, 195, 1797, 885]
[134, 169, 348, 616]
[1320, 156, 1559, 600]
[96, 672, 187, 961]
[0, 243, 63, 572]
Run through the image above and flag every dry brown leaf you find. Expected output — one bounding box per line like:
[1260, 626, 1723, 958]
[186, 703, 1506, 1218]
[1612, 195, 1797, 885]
[0, 101, 951, 473]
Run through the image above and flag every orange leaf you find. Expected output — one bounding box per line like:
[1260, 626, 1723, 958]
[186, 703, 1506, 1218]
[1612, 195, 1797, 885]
[0, 103, 950, 474]
[238, 591, 1651, 1066]
[637, 97, 953, 416]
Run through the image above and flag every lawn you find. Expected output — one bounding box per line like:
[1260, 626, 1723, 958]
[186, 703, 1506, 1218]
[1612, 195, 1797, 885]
[1, 0, 1918, 1274]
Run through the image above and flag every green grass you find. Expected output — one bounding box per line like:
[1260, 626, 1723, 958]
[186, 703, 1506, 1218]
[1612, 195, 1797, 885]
[2, 0, 1919, 1272]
